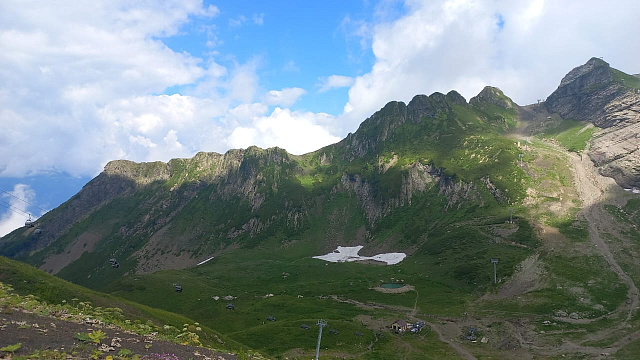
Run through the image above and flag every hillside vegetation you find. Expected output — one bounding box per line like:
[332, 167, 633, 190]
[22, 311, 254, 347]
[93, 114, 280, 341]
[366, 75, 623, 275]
[0, 256, 243, 359]
[2, 58, 640, 359]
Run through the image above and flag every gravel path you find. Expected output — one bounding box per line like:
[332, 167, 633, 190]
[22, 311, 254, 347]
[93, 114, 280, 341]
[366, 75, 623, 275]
[567, 146, 640, 323]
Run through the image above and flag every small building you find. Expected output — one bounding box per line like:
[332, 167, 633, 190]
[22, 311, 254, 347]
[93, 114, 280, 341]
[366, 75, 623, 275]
[391, 320, 408, 333]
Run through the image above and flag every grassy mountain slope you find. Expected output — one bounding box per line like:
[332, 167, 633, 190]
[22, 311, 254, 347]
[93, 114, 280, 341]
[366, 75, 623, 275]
[0, 255, 243, 358]
[2, 58, 640, 358]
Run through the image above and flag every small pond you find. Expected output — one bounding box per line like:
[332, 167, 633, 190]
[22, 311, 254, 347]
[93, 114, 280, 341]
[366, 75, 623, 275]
[380, 283, 404, 289]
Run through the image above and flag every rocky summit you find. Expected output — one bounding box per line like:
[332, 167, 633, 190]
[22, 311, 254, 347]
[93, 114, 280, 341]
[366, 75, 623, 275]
[546, 57, 640, 187]
[2, 58, 640, 359]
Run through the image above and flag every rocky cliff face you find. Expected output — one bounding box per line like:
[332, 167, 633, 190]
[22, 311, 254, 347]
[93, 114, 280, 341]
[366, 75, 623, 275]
[545, 57, 627, 127]
[588, 90, 640, 187]
[340, 162, 482, 225]
[334, 91, 466, 161]
[545, 58, 640, 187]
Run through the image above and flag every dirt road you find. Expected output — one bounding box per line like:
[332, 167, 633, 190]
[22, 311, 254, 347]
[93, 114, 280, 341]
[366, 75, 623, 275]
[566, 147, 639, 323]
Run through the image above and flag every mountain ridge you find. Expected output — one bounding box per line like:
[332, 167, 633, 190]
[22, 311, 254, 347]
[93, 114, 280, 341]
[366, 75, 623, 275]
[3, 58, 638, 276]
[2, 57, 640, 359]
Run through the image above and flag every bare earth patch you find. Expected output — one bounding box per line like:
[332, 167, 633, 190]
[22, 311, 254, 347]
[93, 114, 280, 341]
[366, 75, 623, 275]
[372, 284, 415, 294]
[0, 309, 235, 360]
[40, 231, 102, 274]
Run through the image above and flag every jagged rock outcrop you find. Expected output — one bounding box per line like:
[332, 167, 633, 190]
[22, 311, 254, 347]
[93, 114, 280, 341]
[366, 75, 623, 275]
[545, 58, 640, 187]
[588, 90, 640, 187]
[337, 91, 466, 161]
[105, 160, 171, 184]
[545, 57, 627, 127]
[341, 162, 482, 224]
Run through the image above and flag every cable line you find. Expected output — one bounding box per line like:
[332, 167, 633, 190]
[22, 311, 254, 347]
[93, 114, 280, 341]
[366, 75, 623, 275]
[0, 187, 48, 213]
[0, 200, 31, 218]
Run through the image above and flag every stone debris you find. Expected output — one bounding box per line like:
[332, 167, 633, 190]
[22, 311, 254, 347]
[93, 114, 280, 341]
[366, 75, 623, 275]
[111, 337, 122, 347]
[98, 343, 115, 352]
[554, 310, 568, 317]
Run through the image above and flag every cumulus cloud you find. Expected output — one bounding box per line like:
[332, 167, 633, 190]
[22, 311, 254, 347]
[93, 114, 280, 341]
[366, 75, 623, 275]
[263, 88, 307, 107]
[0, 184, 36, 236]
[4, 0, 637, 181]
[228, 61, 260, 103]
[319, 75, 355, 92]
[228, 108, 341, 155]
[98, 94, 229, 164]
[0, 1, 211, 176]
[343, 0, 640, 127]
[1, 2, 322, 178]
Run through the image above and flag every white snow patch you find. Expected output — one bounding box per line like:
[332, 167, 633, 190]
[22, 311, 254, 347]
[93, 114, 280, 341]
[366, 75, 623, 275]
[313, 246, 406, 265]
[197, 256, 215, 266]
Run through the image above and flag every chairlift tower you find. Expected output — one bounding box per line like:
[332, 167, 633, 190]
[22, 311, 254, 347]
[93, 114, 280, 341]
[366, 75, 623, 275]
[519, 153, 524, 166]
[509, 208, 514, 224]
[491, 258, 499, 284]
[315, 319, 328, 360]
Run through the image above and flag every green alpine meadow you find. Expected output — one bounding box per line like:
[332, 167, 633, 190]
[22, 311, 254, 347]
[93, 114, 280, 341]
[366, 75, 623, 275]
[2, 58, 640, 359]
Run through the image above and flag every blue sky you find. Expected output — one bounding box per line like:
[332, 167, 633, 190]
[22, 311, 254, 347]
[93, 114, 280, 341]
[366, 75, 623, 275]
[160, 0, 394, 115]
[1, 0, 639, 235]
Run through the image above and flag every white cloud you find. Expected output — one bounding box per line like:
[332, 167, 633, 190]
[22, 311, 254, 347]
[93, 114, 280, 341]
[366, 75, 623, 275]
[342, 0, 640, 127]
[0, 184, 35, 237]
[98, 94, 229, 165]
[129, 135, 157, 148]
[227, 108, 341, 155]
[253, 13, 265, 25]
[263, 88, 306, 107]
[228, 103, 269, 121]
[229, 15, 247, 28]
[200, 5, 220, 18]
[4, 0, 638, 181]
[0, 0, 214, 177]
[228, 61, 259, 103]
[282, 60, 300, 72]
[0, 2, 284, 178]
[319, 75, 355, 92]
